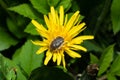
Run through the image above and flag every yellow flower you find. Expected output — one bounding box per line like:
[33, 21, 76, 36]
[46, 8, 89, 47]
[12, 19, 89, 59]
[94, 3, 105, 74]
[31, 6, 94, 68]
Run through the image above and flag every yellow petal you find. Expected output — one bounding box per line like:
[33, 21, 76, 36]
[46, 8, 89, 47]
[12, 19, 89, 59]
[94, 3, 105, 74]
[66, 22, 86, 40]
[53, 53, 57, 62]
[36, 29, 48, 38]
[73, 14, 80, 26]
[64, 14, 68, 26]
[44, 50, 52, 65]
[59, 6, 64, 26]
[61, 53, 66, 68]
[65, 48, 81, 58]
[47, 13, 56, 33]
[55, 11, 59, 25]
[78, 35, 94, 40]
[48, 13, 53, 26]
[31, 40, 47, 46]
[69, 23, 85, 35]
[44, 15, 51, 29]
[31, 20, 47, 32]
[51, 6, 56, 24]
[31, 20, 48, 38]
[70, 45, 87, 52]
[70, 40, 83, 45]
[64, 11, 80, 33]
[70, 35, 94, 44]
[36, 47, 48, 54]
[57, 53, 61, 65]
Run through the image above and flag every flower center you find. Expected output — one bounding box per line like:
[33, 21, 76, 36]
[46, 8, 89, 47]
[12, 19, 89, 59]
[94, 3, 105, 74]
[50, 36, 64, 52]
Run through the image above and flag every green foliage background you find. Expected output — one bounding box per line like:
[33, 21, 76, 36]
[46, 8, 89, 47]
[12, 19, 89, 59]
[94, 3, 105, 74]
[0, 0, 120, 80]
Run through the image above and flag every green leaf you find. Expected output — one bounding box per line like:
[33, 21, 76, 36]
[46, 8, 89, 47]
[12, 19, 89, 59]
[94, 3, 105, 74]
[98, 44, 115, 76]
[0, 54, 26, 80]
[24, 17, 45, 35]
[107, 73, 117, 80]
[30, 0, 49, 14]
[0, 27, 18, 51]
[29, 66, 74, 80]
[109, 54, 120, 76]
[56, 0, 72, 12]
[24, 23, 39, 35]
[67, 12, 84, 21]
[71, 1, 80, 12]
[90, 53, 99, 64]
[47, 0, 60, 6]
[7, 17, 27, 39]
[12, 40, 44, 75]
[111, 0, 120, 34]
[82, 41, 103, 52]
[114, 71, 120, 76]
[9, 4, 38, 19]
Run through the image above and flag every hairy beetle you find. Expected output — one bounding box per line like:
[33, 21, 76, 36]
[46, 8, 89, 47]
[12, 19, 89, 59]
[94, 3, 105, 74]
[50, 36, 64, 51]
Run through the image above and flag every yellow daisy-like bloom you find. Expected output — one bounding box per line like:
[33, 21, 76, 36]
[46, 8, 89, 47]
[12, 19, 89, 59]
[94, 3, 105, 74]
[31, 6, 94, 68]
